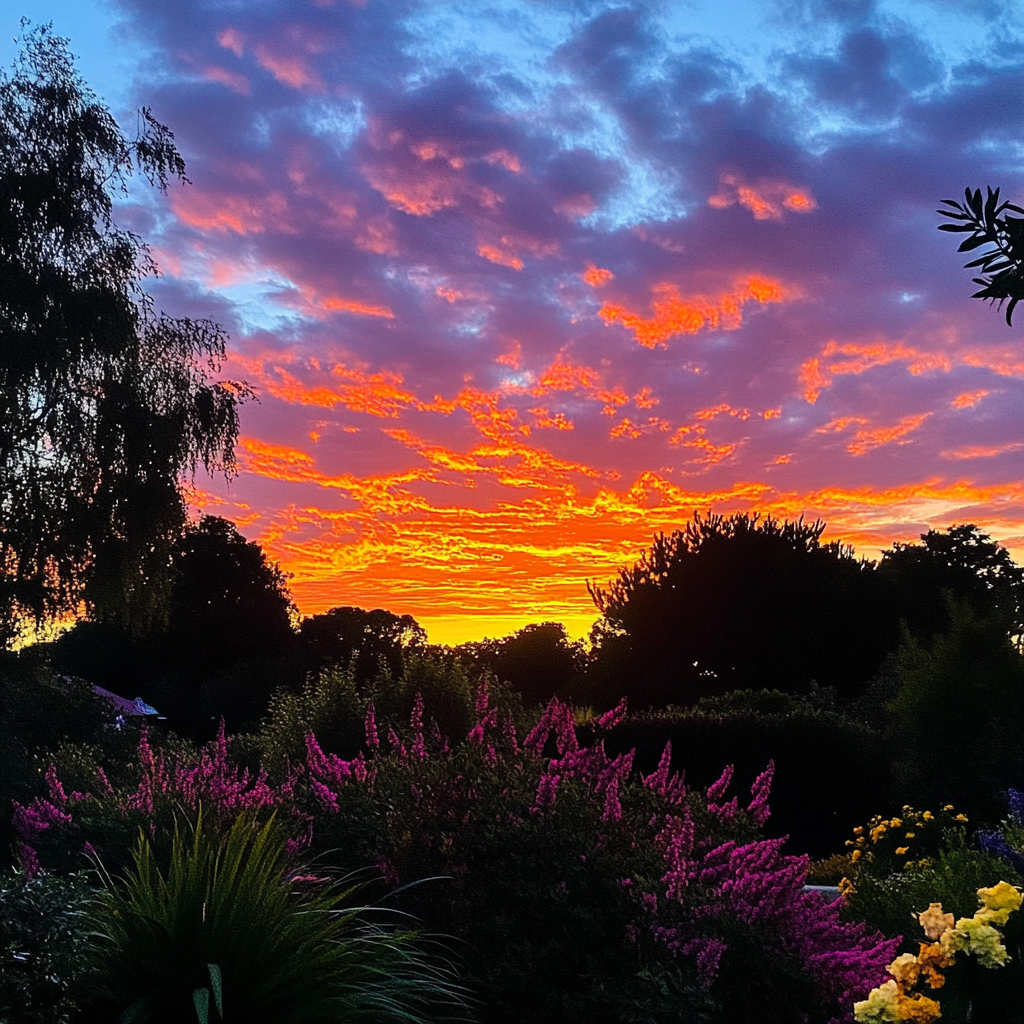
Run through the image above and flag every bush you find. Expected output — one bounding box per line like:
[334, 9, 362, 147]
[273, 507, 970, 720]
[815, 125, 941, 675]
[599, 691, 888, 857]
[885, 605, 1024, 823]
[0, 870, 93, 1024]
[300, 690, 898, 1023]
[81, 811, 471, 1024]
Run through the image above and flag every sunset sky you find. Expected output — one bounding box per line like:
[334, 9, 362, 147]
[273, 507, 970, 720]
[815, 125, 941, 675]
[6, 0, 1024, 644]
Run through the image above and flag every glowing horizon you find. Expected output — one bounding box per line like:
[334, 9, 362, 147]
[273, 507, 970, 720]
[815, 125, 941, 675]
[11, 0, 1024, 647]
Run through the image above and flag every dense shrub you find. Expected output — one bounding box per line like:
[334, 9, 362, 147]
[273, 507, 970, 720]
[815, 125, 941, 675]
[885, 606, 1024, 823]
[299, 690, 898, 1023]
[598, 690, 888, 857]
[0, 870, 93, 1024]
[28, 689, 899, 1023]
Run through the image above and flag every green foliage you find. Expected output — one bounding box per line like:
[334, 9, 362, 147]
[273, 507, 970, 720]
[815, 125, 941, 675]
[0, 24, 249, 643]
[885, 604, 1024, 821]
[0, 870, 94, 1024]
[255, 654, 481, 777]
[938, 185, 1024, 324]
[0, 655, 136, 860]
[843, 840, 1022, 947]
[83, 811, 472, 1024]
[258, 663, 367, 773]
[602, 692, 887, 857]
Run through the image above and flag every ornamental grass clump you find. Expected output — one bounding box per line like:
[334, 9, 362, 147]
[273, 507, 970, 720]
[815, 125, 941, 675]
[82, 810, 472, 1024]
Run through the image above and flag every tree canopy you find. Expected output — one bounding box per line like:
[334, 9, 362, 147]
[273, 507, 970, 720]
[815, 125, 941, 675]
[0, 24, 249, 644]
[587, 512, 885, 708]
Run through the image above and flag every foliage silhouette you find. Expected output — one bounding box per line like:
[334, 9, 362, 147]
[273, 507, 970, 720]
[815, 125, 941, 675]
[0, 24, 250, 646]
[878, 523, 1024, 644]
[50, 516, 296, 739]
[885, 602, 1024, 822]
[298, 606, 427, 687]
[587, 512, 885, 709]
[455, 622, 586, 707]
[939, 186, 1024, 324]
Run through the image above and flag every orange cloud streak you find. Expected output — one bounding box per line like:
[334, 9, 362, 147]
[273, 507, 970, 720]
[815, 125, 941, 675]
[599, 276, 790, 348]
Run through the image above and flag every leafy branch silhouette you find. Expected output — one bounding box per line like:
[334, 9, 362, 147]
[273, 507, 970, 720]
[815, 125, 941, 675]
[938, 186, 1024, 325]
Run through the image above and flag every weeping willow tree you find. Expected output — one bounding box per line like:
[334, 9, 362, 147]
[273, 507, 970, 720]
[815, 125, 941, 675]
[0, 23, 250, 645]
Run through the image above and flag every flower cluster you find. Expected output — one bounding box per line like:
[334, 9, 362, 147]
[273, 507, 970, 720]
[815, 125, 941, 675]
[12, 721, 307, 876]
[977, 787, 1024, 874]
[843, 805, 968, 880]
[853, 882, 1023, 1023]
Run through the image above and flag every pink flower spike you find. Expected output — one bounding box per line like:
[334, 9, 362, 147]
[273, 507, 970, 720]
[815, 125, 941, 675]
[747, 759, 774, 826]
[706, 764, 734, 803]
[596, 697, 628, 730]
[44, 764, 67, 804]
[365, 701, 380, 750]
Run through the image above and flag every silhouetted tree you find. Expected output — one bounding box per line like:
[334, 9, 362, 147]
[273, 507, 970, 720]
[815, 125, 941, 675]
[51, 516, 296, 736]
[297, 606, 426, 687]
[0, 25, 249, 645]
[586, 512, 886, 709]
[939, 186, 1024, 324]
[878, 523, 1024, 644]
[456, 622, 586, 706]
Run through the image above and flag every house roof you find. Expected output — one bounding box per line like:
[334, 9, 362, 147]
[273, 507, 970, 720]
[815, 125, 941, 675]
[92, 685, 160, 717]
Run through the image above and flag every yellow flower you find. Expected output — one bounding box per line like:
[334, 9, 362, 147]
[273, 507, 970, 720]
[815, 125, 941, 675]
[917, 903, 954, 941]
[952, 916, 1010, 968]
[905, 833, 915, 839]
[890, 818, 902, 828]
[915, 942, 954, 988]
[955, 814, 968, 822]
[975, 881, 1023, 927]
[854, 826, 864, 834]
[922, 811, 934, 821]
[886, 952, 920, 986]
[895, 993, 942, 1023]
[896, 847, 909, 856]
[943, 804, 954, 812]
[854, 979, 901, 1023]
[870, 825, 888, 842]
[851, 849, 862, 862]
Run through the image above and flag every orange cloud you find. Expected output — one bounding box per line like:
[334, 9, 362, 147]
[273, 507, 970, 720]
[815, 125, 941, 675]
[583, 264, 615, 287]
[846, 413, 932, 456]
[799, 339, 959, 402]
[321, 296, 394, 318]
[951, 390, 990, 409]
[496, 341, 522, 369]
[478, 244, 524, 270]
[254, 45, 322, 90]
[599, 276, 790, 348]
[202, 65, 250, 94]
[214, 457, 1024, 641]
[941, 441, 1024, 460]
[529, 408, 574, 430]
[708, 173, 817, 220]
[216, 27, 244, 57]
[169, 190, 290, 235]
[482, 149, 522, 172]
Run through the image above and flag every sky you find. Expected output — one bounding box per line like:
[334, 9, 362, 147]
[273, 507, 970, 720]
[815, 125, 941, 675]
[5, 0, 1024, 645]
